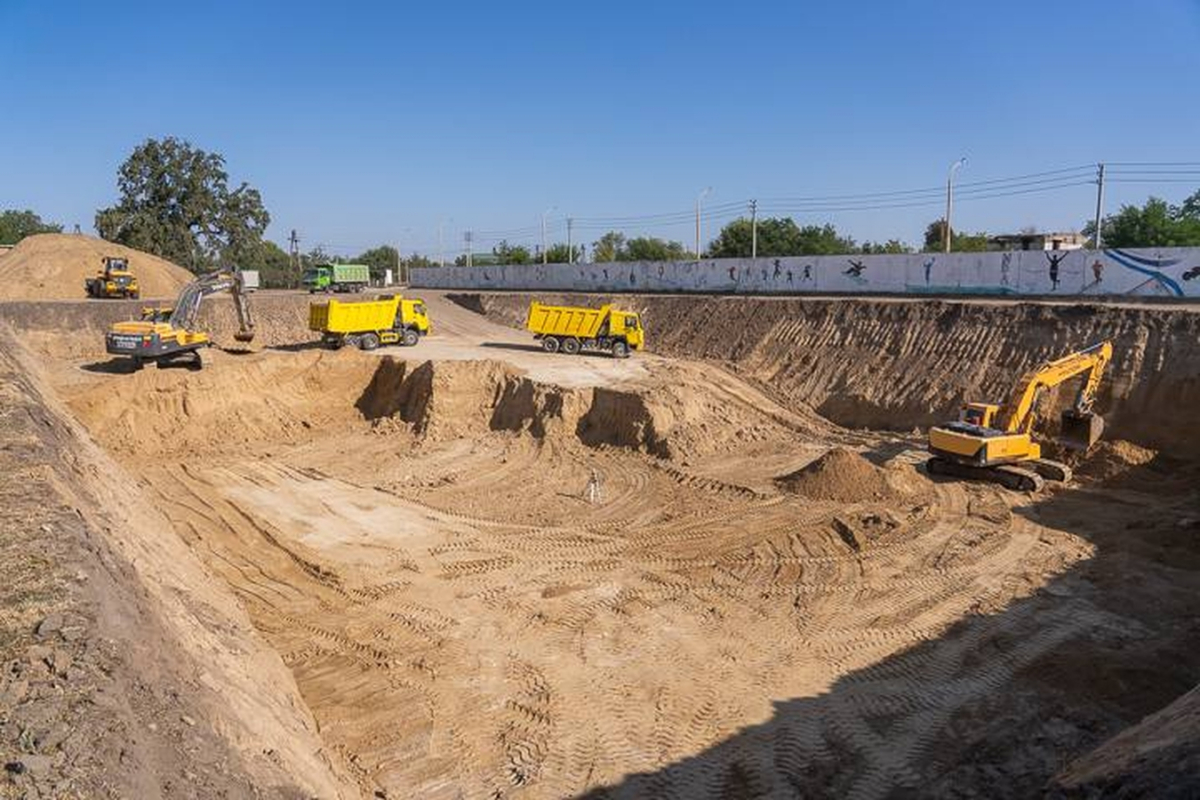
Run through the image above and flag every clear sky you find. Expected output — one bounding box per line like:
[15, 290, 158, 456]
[3, 0, 1199, 259]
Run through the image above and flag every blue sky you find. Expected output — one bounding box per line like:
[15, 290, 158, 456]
[2, 0, 1199, 258]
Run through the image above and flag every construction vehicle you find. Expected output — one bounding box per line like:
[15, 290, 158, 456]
[309, 294, 430, 350]
[104, 267, 255, 369]
[303, 263, 370, 293]
[85, 256, 140, 299]
[526, 301, 644, 358]
[926, 341, 1113, 491]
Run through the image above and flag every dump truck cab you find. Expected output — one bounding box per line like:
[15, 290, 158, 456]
[608, 311, 644, 351]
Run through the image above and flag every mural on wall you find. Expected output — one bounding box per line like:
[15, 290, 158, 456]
[411, 247, 1200, 299]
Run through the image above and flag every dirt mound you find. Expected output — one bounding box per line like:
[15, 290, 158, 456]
[0, 233, 193, 300]
[1075, 439, 1158, 482]
[776, 447, 898, 502]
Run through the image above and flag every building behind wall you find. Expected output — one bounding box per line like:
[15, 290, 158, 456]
[990, 231, 1086, 251]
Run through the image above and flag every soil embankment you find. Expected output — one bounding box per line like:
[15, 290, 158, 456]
[452, 292, 1200, 457]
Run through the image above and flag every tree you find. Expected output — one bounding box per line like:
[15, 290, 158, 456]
[708, 217, 858, 257]
[493, 240, 532, 265]
[544, 243, 584, 263]
[355, 245, 400, 282]
[1083, 191, 1200, 248]
[95, 137, 270, 272]
[592, 231, 626, 262]
[0, 209, 62, 244]
[623, 237, 688, 261]
[922, 219, 990, 252]
[251, 240, 295, 288]
[859, 239, 913, 254]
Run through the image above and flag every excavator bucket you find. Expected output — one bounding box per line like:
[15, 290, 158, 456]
[1060, 409, 1105, 451]
[233, 330, 256, 343]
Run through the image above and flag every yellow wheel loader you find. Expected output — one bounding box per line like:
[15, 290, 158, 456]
[926, 341, 1113, 491]
[104, 267, 255, 370]
[85, 256, 140, 299]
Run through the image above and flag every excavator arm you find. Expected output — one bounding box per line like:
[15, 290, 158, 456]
[1000, 341, 1113, 445]
[169, 268, 256, 342]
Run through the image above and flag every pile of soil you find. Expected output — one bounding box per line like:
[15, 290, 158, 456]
[1075, 439, 1157, 482]
[775, 447, 897, 502]
[0, 233, 193, 300]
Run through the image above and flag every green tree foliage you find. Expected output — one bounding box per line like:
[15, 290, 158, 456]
[859, 239, 912, 254]
[355, 245, 400, 282]
[623, 237, 688, 261]
[251, 240, 295, 288]
[592, 231, 626, 263]
[95, 137, 270, 272]
[922, 219, 990, 252]
[708, 217, 858, 257]
[543, 243, 584, 264]
[493, 240, 533, 264]
[1083, 191, 1200, 247]
[0, 209, 62, 244]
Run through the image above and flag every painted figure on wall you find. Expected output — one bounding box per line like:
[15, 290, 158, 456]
[802, 264, 813, 282]
[1046, 251, 1067, 291]
[773, 260, 782, 279]
[1000, 252, 1013, 286]
[844, 259, 867, 284]
[922, 257, 935, 285]
[1091, 259, 1104, 284]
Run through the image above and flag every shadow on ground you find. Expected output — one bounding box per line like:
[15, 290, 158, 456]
[577, 459, 1200, 799]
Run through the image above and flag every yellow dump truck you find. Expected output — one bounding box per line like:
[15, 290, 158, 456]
[525, 301, 644, 358]
[309, 295, 430, 350]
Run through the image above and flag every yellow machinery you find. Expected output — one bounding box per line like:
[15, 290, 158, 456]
[525, 301, 644, 358]
[309, 295, 430, 350]
[104, 268, 255, 369]
[85, 256, 140, 299]
[927, 341, 1113, 491]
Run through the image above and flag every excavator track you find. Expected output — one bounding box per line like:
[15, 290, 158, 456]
[1029, 458, 1072, 483]
[926, 457, 1045, 492]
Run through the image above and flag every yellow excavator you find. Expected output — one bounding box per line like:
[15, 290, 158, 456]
[104, 267, 255, 370]
[927, 341, 1113, 491]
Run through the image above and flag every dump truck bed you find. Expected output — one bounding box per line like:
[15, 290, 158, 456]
[526, 302, 610, 339]
[310, 296, 401, 334]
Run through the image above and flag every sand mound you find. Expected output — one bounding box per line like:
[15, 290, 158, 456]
[0, 233, 194, 300]
[1075, 439, 1157, 482]
[775, 447, 897, 502]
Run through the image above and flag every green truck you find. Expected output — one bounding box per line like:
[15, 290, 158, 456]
[303, 263, 371, 293]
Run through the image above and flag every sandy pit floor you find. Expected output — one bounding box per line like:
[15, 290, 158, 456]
[3, 290, 1198, 798]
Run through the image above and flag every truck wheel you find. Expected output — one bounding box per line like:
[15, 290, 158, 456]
[401, 329, 419, 347]
[562, 337, 581, 355]
[542, 337, 561, 354]
[358, 332, 381, 351]
[611, 341, 630, 359]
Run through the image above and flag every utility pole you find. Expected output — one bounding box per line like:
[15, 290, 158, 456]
[566, 217, 574, 264]
[695, 186, 712, 259]
[541, 206, 556, 265]
[1093, 163, 1106, 250]
[749, 199, 758, 260]
[465, 231, 473, 268]
[289, 229, 301, 288]
[944, 158, 966, 254]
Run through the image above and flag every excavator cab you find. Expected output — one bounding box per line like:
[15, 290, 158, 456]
[960, 402, 1000, 428]
[1059, 409, 1105, 451]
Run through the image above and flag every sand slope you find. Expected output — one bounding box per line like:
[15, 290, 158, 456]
[0, 233, 194, 300]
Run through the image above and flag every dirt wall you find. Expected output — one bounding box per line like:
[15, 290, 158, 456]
[452, 293, 1200, 457]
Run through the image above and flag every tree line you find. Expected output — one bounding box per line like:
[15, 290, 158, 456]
[5, 138, 1200, 283]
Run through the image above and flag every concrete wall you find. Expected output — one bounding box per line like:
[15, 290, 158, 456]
[411, 248, 1200, 298]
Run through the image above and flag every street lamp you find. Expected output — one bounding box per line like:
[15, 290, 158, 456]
[695, 187, 712, 259]
[542, 206, 557, 265]
[944, 158, 966, 254]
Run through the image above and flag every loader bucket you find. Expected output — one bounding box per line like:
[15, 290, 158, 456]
[1059, 409, 1105, 451]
